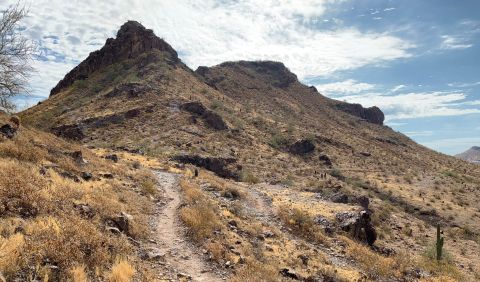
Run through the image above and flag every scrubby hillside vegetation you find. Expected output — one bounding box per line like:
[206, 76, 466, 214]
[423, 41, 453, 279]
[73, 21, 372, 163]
[0, 112, 162, 281]
[17, 21, 480, 281]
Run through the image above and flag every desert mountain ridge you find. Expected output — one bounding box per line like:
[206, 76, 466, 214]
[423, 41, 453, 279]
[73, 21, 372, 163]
[456, 146, 480, 163]
[15, 20, 480, 281]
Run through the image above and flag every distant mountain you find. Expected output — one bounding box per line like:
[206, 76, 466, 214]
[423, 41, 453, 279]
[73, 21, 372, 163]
[456, 146, 480, 163]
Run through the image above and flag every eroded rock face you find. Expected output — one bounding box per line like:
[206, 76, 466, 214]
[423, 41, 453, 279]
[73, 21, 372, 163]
[180, 102, 206, 115]
[172, 154, 240, 180]
[50, 21, 179, 96]
[289, 139, 315, 155]
[105, 83, 149, 98]
[335, 103, 385, 125]
[336, 211, 377, 246]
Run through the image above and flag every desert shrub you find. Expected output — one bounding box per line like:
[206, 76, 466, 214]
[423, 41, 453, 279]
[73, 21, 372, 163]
[267, 132, 289, 149]
[140, 179, 157, 196]
[330, 169, 345, 181]
[180, 203, 221, 242]
[240, 170, 260, 184]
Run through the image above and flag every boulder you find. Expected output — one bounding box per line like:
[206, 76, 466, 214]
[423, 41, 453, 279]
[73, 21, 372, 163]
[335, 211, 377, 245]
[203, 111, 228, 130]
[111, 212, 133, 234]
[0, 124, 16, 139]
[124, 108, 141, 118]
[81, 172, 93, 181]
[68, 151, 87, 165]
[52, 124, 85, 140]
[289, 139, 315, 155]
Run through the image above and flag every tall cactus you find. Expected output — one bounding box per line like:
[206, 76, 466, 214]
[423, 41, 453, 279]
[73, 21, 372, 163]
[436, 224, 444, 261]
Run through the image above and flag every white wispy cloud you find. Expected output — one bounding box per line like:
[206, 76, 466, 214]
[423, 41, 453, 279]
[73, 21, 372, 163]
[447, 81, 480, 88]
[2, 0, 414, 98]
[404, 130, 433, 137]
[390, 84, 406, 92]
[315, 79, 376, 95]
[440, 35, 473, 50]
[337, 91, 480, 120]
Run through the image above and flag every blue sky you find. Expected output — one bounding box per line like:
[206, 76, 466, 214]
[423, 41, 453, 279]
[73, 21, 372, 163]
[2, 0, 479, 155]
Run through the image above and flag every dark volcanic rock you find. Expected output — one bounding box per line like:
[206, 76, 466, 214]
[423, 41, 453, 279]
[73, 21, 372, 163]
[52, 124, 85, 140]
[319, 154, 332, 166]
[180, 101, 227, 130]
[203, 111, 228, 130]
[335, 103, 384, 125]
[172, 154, 240, 180]
[289, 139, 315, 155]
[180, 102, 206, 115]
[0, 124, 17, 139]
[50, 21, 179, 96]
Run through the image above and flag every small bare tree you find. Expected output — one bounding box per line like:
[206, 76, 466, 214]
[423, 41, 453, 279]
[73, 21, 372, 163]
[0, 3, 34, 111]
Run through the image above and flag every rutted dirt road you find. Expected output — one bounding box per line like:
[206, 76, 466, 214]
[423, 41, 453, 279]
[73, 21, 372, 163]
[148, 171, 222, 281]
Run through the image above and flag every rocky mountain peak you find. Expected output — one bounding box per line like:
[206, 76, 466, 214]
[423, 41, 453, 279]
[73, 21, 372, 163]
[472, 146, 480, 151]
[50, 21, 178, 96]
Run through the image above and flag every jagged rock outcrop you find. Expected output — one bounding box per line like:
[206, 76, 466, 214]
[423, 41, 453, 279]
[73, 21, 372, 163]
[51, 124, 85, 140]
[50, 21, 179, 96]
[288, 139, 315, 155]
[335, 103, 385, 125]
[180, 101, 228, 130]
[172, 154, 240, 180]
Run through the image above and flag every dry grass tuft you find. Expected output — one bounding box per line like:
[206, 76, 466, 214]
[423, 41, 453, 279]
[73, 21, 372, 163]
[70, 265, 89, 282]
[108, 259, 135, 282]
[278, 205, 328, 245]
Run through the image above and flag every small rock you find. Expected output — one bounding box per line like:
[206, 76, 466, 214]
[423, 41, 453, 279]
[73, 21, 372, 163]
[279, 268, 299, 280]
[81, 171, 93, 181]
[105, 154, 119, 163]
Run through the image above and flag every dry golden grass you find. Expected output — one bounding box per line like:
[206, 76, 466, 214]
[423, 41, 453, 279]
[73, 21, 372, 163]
[278, 205, 328, 245]
[0, 115, 155, 280]
[229, 262, 281, 282]
[70, 265, 89, 282]
[108, 259, 135, 282]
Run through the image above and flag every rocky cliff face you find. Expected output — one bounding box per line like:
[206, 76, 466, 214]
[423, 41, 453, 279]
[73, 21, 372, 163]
[335, 103, 385, 125]
[50, 21, 179, 96]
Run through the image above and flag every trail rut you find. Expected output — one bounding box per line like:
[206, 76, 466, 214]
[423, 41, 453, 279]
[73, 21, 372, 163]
[151, 171, 222, 281]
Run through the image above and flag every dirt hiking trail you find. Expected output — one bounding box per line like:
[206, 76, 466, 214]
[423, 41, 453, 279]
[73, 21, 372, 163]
[151, 171, 222, 281]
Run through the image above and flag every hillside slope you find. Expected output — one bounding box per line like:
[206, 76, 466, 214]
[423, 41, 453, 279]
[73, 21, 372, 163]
[21, 21, 480, 281]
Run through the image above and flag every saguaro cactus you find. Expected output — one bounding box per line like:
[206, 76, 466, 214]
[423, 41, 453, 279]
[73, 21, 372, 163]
[436, 224, 444, 261]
